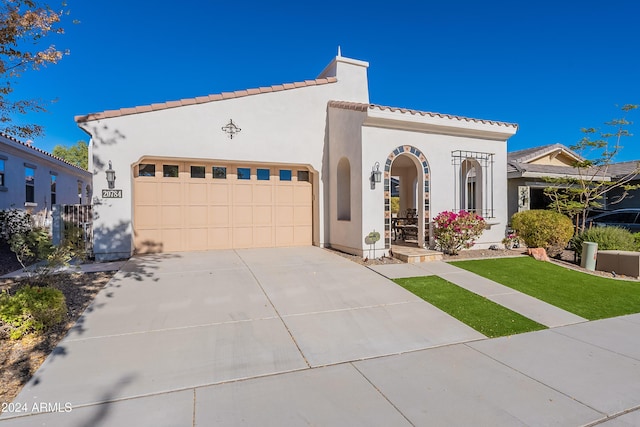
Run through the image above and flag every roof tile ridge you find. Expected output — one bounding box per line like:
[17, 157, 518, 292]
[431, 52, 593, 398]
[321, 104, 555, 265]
[76, 77, 338, 123]
[0, 132, 89, 172]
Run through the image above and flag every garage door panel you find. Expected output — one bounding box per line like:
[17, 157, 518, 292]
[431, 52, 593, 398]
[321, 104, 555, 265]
[161, 182, 182, 203]
[187, 183, 208, 204]
[234, 185, 253, 204]
[276, 186, 294, 204]
[135, 182, 158, 204]
[209, 183, 230, 204]
[294, 226, 313, 245]
[233, 227, 253, 248]
[253, 226, 273, 247]
[208, 228, 232, 249]
[253, 185, 272, 204]
[275, 206, 294, 225]
[187, 228, 208, 250]
[161, 228, 183, 252]
[134, 162, 312, 253]
[187, 206, 207, 226]
[233, 205, 253, 226]
[209, 206, 231, 226]
[135, 206, 159, 228]
[293, 185, 311, 204]
[134, 229, 163, 253]
[253, 206, 272, 225]
[276, 226, 294, 246]
[294, 206, 313, 225]
[161, 206, 182, 227]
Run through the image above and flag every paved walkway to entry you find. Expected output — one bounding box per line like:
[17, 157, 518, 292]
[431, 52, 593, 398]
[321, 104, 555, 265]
[2, 248, 639, 426]
[369, 261, 587, 327]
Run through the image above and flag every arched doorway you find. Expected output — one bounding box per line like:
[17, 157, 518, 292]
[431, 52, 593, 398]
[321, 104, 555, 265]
[383, 145, 430, 250]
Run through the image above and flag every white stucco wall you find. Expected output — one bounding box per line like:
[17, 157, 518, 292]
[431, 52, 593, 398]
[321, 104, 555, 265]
[81, 56, 370, 260]
[0, 136, 91, 211]
[359, 115, 514, 254]
[327, 108, 365, 254]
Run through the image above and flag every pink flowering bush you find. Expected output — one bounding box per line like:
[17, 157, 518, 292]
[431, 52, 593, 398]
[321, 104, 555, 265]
[433, 210, 486, 255]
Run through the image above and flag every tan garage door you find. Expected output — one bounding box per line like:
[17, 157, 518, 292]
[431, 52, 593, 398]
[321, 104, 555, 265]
[133, 160, 312, 253]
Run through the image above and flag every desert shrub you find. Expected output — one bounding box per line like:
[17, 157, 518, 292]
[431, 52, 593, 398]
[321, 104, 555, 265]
[0, 209, 32, 243]
[63, 221, 88, 260]
[433, 210, 486, 255]
[571, 226, 636, 257]
[9, 227, 55, 268]
[511, 210, 573, 256]
[0, 286, 67, 340]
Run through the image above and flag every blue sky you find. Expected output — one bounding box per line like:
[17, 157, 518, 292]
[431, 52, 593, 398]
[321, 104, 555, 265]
[10, 0, 640, 161]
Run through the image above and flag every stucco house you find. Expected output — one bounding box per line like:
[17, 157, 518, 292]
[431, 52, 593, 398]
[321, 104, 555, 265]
[76, 53, 518, 261]
[0, 133, 92, 212]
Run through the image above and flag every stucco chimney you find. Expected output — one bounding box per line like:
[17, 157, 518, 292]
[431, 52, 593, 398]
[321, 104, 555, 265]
[317, 51, 370, 104]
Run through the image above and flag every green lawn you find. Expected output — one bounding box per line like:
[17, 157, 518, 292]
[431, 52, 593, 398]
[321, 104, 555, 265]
[393, 276, 546, 338]
[450, 257, 640, 320]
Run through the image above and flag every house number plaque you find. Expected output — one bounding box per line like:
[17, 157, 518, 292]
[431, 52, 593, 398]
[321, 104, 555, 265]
[102, 189, 123, 198]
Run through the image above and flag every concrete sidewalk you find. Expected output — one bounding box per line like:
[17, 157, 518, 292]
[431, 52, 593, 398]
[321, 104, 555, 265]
[2, 249, 639, 426]
[369, 261, 587, 327]
[0, 260, 127, 279]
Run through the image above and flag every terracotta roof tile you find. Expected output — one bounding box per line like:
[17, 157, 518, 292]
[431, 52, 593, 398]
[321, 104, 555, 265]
[0, 132, 89, 172]
[327, 101, 518, 128]
[75, 77, 338, 123]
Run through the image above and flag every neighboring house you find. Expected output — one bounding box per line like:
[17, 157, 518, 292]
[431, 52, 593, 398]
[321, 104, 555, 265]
[601, 160, 640, 209]
[506, 143, 640, 221]
[76, 53, 517, 261]
[507, 144, 598, 220]
[0, 133, 92, 212]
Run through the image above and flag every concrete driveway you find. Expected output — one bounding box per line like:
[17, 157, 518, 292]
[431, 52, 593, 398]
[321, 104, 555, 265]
[3, 247, 640, 426]
[2, 247, 482, 425]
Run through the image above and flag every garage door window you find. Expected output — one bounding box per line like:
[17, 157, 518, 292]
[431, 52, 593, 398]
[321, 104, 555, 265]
[163, 165, 179, 177]
[257, 168, 270, 180]
[237, 168, 251, 180]
[279, 170, 292, 181]
[139, 164, 155, 177]
[297, 170, 309, 182]
[213, 166, 226, 179]
[191, 166, 205, 178]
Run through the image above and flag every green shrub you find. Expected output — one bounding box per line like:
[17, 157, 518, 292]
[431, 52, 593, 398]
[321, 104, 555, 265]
[572, 226, 636, 257]
[9, 227, 55, 268]
[511, 210, 573, 256]
[0, 286, 67, 340]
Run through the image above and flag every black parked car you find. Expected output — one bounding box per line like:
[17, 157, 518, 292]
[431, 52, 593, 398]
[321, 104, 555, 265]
[585, 209, 640, 232]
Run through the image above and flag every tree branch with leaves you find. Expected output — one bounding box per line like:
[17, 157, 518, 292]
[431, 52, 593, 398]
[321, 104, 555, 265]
[544, 104, 639, 232]
[0, 1, 69, 139]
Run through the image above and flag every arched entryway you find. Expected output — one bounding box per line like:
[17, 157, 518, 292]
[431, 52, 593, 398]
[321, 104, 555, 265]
[383, 145, 430, 250]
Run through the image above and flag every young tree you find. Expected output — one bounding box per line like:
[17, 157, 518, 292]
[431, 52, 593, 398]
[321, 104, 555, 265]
[0, 1, 69, 139]
[544, 104, 639, 232]
[52, 140, 87, 169]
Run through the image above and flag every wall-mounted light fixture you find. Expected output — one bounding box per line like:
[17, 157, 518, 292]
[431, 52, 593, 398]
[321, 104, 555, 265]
[105, 161, 116, 189]
[370, 162, 382, 189]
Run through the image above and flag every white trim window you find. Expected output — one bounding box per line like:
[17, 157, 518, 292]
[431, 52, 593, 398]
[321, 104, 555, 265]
[25, 165, 36, 204]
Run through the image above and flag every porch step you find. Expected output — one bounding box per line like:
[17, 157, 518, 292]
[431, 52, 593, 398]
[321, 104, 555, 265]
[391, 246, 443, 263]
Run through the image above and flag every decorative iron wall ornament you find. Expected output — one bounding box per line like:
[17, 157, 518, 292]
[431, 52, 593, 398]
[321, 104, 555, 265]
[222, 119, 241, 139]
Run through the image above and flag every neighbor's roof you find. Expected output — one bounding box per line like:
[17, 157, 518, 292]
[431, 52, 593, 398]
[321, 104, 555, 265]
[0, 132, 89, 172]
[328, 100, 518, 129]
[507, 143, 583, 164]
[75, 77, 338, 123]
[605, 160, 640, 179]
